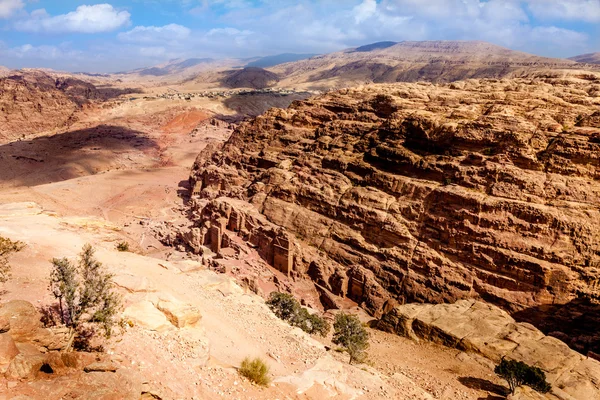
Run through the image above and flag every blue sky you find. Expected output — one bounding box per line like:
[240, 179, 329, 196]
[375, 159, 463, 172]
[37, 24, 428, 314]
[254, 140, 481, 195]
[1, 0, 599, 72]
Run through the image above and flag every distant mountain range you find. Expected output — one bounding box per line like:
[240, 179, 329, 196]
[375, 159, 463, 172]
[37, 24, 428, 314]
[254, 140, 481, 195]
[246, 53, 317, 68]
[3, 42, 599, 89]
[569, 53, 600, 64]
[119, 58, 216, 77]
[269, 41, 591, 88]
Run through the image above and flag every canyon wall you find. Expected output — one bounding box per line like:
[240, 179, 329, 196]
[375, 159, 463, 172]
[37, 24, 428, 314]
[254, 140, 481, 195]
[186, 77, 600, 319]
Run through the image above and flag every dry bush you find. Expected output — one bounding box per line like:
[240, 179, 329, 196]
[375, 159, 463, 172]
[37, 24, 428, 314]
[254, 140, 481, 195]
[239, 357, 271, 387]
[0, 236, 25, 283]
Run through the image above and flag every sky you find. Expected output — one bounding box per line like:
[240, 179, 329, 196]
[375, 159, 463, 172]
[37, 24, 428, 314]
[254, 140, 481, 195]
[0, 0, 599, 73]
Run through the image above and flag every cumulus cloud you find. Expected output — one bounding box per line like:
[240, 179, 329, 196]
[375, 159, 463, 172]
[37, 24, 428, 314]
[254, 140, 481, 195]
[17, 4, 131, 33]
[0, 0, 24, 19]
[118, 24, 191, 44]
[527, 0, 600, 23]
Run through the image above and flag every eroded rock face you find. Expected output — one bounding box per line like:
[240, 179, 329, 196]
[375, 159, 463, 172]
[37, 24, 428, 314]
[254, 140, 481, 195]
[0, 71, 139, 144]
[379, 300, 600, 400]
[186, 78, 600, 319]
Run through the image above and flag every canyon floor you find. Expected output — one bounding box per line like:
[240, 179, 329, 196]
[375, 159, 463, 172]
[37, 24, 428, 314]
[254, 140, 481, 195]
[0, 94, 511, 399]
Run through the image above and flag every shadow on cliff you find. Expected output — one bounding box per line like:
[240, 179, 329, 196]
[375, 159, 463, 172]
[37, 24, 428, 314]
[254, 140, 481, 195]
[223, 92, 312, 117]
[0, 125, 159, 188]
[512, 297, 600, 356]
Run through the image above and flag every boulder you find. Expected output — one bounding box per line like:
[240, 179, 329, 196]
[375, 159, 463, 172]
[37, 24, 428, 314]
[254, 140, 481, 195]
[0, 300, 42, 342]
[5, 353, 47, 380]
[0, 332, 19, 366]
[156, 300, 202, 328]
[123, 301, 172, 332]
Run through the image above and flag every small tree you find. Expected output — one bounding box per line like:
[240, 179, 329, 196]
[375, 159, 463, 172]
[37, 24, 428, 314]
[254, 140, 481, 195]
[266, 292, 300, 321]
[49, 244, 121, 351]
[333, 312, 369, 364]
[266, 292, 330, 337]
[0, 236, 25, 283]
[495, 359, 552, 394]
[239, 357, 270, 386]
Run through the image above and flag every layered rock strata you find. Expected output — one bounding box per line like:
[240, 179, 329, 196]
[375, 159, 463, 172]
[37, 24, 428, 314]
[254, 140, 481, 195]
[186, 77, 600, 320]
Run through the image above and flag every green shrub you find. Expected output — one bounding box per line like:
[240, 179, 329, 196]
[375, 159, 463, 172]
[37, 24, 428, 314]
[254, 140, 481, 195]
[305, 312, 331, 337]
[116, 242, 130, 252]
[239, 357, 270, 386]
[0, 236, 25, 283]
[266, 292, 330, 337]
[49, 244, 121, 351]
[495, 358, 551, 394]
[266, 292, 299, 321]
[333, 312, 369, 364]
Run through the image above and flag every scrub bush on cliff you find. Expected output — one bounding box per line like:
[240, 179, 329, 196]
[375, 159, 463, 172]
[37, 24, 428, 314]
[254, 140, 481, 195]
[49, 244, 121, 351]
[333, 312, 369, 364]
[495, 358, 551, 394]
[0, 236, 24, 284]
[266, 292, 330, 337]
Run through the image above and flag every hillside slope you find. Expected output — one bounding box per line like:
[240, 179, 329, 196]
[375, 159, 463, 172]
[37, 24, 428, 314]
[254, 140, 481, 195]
[270, 41, 587, 88]
[570, 52, 600, 64]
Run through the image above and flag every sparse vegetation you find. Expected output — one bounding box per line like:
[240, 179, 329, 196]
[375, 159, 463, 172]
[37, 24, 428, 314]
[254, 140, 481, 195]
[0, 236, 25, 283]
[266, 291, 330, 337]
[495, 358, 551, 394]
[49, 244, 121, 351]
[116, 241, 130, 252]
[332, 312, 369, 364]
[239, 357, 270, 386]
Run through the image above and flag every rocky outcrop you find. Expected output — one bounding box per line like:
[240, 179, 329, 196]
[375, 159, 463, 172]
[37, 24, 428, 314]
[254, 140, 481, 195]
[0, 73, 80, 143]
[185, 77, 600, 344]
[379, 300, 600, 400]
[0, 299, 143, 399]
[0, 71, 139, 144]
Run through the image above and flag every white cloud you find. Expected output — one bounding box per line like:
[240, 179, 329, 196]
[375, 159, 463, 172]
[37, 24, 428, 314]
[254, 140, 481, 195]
[2, 0, 598, 72]
[0, 0, 24, 19]
[0, 43, 82, 60]
[118, 24, 191, 44]
[528, 0, 600, 23]
[17, 4, 130, 33]
[353, 0, 377, 24]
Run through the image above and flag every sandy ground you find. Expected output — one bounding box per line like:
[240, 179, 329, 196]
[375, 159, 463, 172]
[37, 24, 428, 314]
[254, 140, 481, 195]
[0, 96, 507, 399]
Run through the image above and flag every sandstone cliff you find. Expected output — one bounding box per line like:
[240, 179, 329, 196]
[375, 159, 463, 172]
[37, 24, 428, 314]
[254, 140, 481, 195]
[186, 75, 600, 338]
[0, 71, 139, 144]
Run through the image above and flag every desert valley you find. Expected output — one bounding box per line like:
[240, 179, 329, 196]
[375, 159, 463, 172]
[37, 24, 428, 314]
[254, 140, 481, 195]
[1, 2, 600, 400]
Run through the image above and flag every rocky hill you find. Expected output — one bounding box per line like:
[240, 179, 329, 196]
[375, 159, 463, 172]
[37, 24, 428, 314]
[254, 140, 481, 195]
[186, 74, 600, 341]
[0, 72, 139, 143]
[270, 41, 590, 88]
[221, 67, 280, 89]
[570, 52, 600, 64]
